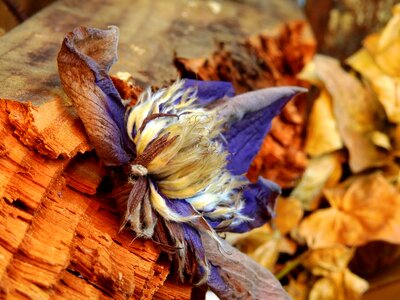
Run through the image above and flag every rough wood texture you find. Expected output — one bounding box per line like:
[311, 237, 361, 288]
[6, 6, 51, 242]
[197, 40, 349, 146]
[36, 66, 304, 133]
[0, 0, 305, 298]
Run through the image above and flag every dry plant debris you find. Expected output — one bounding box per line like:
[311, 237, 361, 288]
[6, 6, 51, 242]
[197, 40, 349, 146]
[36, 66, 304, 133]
[221, 5, 400, 300]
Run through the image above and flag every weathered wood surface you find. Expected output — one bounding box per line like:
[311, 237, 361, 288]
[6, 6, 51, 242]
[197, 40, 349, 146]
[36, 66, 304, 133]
[0, 0, 302, 102]
[0, 0, 306, 298]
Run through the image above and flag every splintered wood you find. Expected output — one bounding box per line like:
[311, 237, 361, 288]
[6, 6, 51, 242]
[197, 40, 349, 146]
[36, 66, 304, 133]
[0, 99, 177, 298]
[0, 0, 311, 298]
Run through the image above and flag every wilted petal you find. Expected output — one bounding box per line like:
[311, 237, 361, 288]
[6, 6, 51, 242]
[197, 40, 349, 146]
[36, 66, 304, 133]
[232, 177, 281, 232]
[58, 26, 133, 166]
[215, 87, 307, 175]
[202, 233, 290, 300]
[209, 177, 281, 233]
[182, 81, 306, 175]
[164, 195, 215, 234]
[181, 224, 209, 283]
[183, 79, 235, 106]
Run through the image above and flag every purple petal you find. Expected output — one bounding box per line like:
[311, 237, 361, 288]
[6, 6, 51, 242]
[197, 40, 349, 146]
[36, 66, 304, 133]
[182, 224, 207, 274]
[58, 26, 133, 166]
[209, 177, 281, 233]
[164, 196, 193, 217]
[207, 265, 230, 295]
[183, 79, 235, 106]
[218, 87, 307, 175]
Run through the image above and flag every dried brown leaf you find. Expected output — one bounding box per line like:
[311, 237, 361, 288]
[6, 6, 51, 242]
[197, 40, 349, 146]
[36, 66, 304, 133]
[363, 4, 400, 77]
[299, 173, 400, 248]
[274, 197, 304, 235]
[291, 152, 343, 211]
[348, 49, 400, 124]
[302, 246, 354, 277]
[226, 225, 280, 271]
[309, 270, 369, 300]
[302, 246, 368, 300]
[285, 273, 310, 300]
[313, 55, 389, 173]
[346, 6, 400, 124]
[304, 89, 343, 156]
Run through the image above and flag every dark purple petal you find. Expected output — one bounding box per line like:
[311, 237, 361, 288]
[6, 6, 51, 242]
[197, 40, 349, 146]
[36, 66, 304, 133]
[164, 194, 215, 234]
[58, 26, 134, 166]
[208, 177, 281, 233]
[164, 195, 193, 217]
[217, 87, 307, 175]
[183, 79, 235, 106]
[207, 265, 230, 296]
[182, 224, 208, 276]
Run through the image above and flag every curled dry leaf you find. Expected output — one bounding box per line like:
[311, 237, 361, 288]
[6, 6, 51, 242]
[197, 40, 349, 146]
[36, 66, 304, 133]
[346, 4, 400, 124]
[285, 273, 310, 300]
[363, 4, 400, 77]
[111, 73, 143, 105]
[312, 55, 389, 173]
[302, 246, 368, 300]
[299, 173, 400, 248]
[347, 49, 400, 125]
[226, 225, 280, 271]
[304, 88, 343, 156]
[298, 62, 343, 156]
[309, 270, 369, 300]
[274, 197, 304, 235]
[302, 246, 354, 277]
[291, 152, 343, 211]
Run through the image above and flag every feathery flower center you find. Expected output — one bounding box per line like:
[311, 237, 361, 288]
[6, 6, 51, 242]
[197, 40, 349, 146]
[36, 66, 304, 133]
[124, 80, 246, 226]
[130, 164, 148, 177]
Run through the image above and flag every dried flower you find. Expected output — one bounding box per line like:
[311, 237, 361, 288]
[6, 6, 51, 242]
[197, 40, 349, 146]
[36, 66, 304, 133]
[57, 26, 305, 299]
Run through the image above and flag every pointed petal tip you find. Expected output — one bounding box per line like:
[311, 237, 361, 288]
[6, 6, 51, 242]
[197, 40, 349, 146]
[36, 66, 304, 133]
[258, 177, 282, 195]
[287, 86, 308, 94]
[260, 85, 308, 98]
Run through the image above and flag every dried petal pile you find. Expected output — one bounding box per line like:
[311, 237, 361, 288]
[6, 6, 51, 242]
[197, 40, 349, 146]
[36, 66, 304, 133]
[57, 26, 306, 299]
[226, 5, 400, 300]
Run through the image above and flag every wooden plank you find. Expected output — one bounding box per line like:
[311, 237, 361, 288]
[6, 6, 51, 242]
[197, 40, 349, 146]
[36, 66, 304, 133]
[0, 0, 302, 102]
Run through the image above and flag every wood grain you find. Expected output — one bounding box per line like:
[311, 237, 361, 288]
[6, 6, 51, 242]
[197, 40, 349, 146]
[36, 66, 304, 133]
[0, 0, 302, 102]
